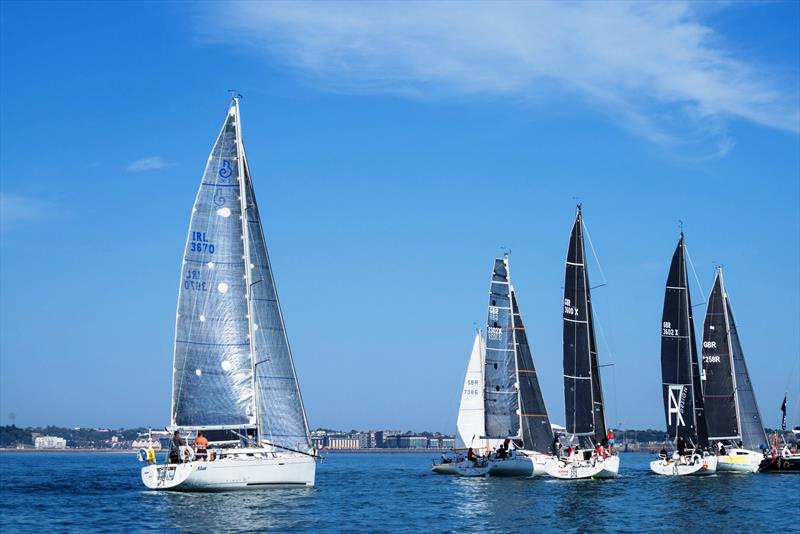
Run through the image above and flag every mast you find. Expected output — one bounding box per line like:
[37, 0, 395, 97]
[233, 97, 261, 444]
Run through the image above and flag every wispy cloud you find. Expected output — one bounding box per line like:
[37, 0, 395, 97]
[198, 1, 799, 156]
[0, 192, 57, 227]
[126, 156, 176, 172]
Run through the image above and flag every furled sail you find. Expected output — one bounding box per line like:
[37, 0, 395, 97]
[563, 207, 606, 447]
[660, 234, 707, 448]
[512, 290, 554, 452]
[242, 150, 312, 450]
[703, 269, 766, 450]
[456, 330, 485, 449]
[484, 257, 520, 439]
[702, 270, 739, 441]
[172, 106, 254, 427]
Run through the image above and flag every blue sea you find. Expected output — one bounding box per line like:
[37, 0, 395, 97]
[0, 452, 796, 533]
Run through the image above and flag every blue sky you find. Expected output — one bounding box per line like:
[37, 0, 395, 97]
[1, 1, 798, 432]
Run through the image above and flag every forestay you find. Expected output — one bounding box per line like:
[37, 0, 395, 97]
[511, 291, 554, 452]
[484, 258, 520, 440]
[172, 107, 254, 427]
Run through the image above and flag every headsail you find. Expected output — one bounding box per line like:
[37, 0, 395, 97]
[660, 234, 707, 448]
[562, 206, 606, 447]
[456, 330, 485, 449]
[240, 132, 312, 450]
[483, 257, 520, 439]
[512, 290, 554, 452]
[702, 270, 739, 441]
[172, 105, 254, 428]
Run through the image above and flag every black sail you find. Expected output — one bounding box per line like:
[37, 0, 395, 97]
[511, 290, 554, 452]
[563, 207, 605, 447]
[702, 271, 739, 441]
[660, 234, 707, 448]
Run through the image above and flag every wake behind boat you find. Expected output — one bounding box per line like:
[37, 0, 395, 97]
[545, 206, 619, 480]
[650, 232, 716, 477]
[141, 97, 317, 491]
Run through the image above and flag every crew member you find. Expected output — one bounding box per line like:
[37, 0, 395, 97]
[169, 431, 184, 464]
[194, 431, 209, 461]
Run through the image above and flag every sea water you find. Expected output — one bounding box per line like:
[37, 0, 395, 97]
[0, 452, 795, 532]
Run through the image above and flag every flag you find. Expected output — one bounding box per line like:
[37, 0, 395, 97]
[780, 394, 787, 431]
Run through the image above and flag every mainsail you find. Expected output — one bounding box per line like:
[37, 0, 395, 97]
[456, 330, 485, 449]
[660, 233, 707, 448]
[702, 269, 766, 450]
[562, 206, 606, 447]
[483, 257, 520, 439]
[512, 290, 554, 452]
[171, 99, 311, 450]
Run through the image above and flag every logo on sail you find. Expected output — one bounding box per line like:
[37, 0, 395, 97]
[219, 160, 233, 182]
[668, 385, 686, 427]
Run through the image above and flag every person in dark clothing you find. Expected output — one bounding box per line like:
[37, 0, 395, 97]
[676, 436, 686, 456]
[659, 447, 669, 460]
[552, 434, 561, 456]
[169, 431, 184, 464]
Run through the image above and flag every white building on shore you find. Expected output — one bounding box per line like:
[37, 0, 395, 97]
[35, 436, 67, 449]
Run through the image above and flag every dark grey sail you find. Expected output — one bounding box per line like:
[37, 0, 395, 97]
[703, 269, 766, 450]
[241, 142, 312, 450]
[511, 290, 554, 452]
[172, 106, 254, 428]
[660, 234, 707, 448]
[702, 271, 739, 441]
[484, 257, 520, 439]
[563, 206, 606, 448]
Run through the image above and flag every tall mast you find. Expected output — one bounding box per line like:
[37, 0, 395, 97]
[719, 269, 742, 439]
[508, 258, 525, 439]
[233, 97, 261, 444]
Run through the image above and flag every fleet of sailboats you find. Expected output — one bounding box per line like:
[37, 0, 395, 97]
[143, 96, 794, 488]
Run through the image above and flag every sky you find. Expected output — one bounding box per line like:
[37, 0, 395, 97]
[1, 1, 798, 433]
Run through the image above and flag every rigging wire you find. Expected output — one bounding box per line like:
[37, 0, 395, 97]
[683, 241, 707, 307]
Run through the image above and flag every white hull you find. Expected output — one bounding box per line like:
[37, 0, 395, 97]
[544, 454, 620, 479]
[142, 452, 315, 491]
[431, 462, 458, 475]
[489, 452, 552, 477]
[649, 454, 717, 476]
[716, 448, 760, 473]
[454, 460, 491, 477]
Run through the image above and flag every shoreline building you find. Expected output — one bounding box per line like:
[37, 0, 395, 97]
[35, 436, 66, 449]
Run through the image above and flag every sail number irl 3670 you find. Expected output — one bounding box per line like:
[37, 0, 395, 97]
[191, 231, 216, 254]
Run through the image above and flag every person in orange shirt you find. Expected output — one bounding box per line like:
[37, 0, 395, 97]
[194, 431, 209, 461]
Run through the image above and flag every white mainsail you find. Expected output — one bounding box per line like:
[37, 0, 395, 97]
[456, 330, 485, 450]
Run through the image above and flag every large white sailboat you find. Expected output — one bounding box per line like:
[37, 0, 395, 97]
[650, 232, 717, 476]
[545, 206, 619, 479]
[702, 268, 766, 473]
[141, 97, 317, 491]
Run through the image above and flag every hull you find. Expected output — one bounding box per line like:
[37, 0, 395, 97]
[489, 451, 552, 477]
[454, 461, 491, 477]
[716, 448, 760, 473]
[649, 454, 717, 476]
[141, 453, 315, 491]
[431, 462, 458, 475]
[544, 455, 620, 480]
[759, 454, 800, 473]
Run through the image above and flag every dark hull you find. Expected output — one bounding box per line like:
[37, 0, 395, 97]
[759, 456, 800, 473]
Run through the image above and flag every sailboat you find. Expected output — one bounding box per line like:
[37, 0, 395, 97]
[484, 256, 556, 477]
[702, 268, 766, 473]
[432, 330, 485, 475]
[545, 206, 620, 479]
[650, 232, 717, 476]
[141, 97, 317, 490]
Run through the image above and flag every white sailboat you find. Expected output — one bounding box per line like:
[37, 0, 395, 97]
[545, 206, 619, 480]
[141, 97, 317, 491]
[650, 232, 717, 476]
[702, 268, 766, 473]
